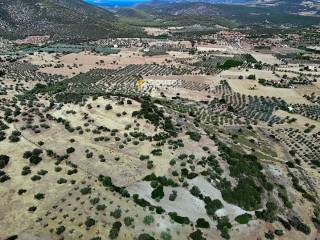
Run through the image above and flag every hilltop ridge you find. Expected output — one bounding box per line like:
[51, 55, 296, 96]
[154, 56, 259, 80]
[0, 0, 144, 40]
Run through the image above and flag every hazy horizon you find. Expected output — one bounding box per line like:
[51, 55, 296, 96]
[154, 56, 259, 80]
[84, 0, 149, 7]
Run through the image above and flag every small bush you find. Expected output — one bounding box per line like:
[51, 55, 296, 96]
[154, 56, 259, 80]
[235, 213, 252, 224]
[196, 218, 210, 228]
[124, 216, 134, 226]
[109, 221, 122, 240]
[56, 226, 65, 235]
[34, 193, 45, 200]
[143, 215, 154, 225]
[85, 217, 96, 228]
[0, 155, 10, 169]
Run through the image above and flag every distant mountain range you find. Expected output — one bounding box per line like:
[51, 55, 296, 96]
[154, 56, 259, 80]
[134, 1, 319, 26]
[0, 0, 318, 41]
[88, 0, 319, 17]
[147, 0, 320, 16]
[0, 0, 144, 40]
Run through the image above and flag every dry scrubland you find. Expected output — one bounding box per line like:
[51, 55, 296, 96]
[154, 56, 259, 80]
[221, 69, 314, 104]
[1, 96, 318, 240]
[37, 50, 190, 77]
[0, 38, 319, 240]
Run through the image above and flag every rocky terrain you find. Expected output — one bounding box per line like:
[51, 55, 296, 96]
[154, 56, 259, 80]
[0, 1, 319, 240]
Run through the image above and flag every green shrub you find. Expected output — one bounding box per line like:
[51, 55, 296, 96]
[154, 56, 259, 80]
[204, 197, 223, 215]
[110, 208, 122, 219]
[124, 216, 134, 226]
[57, 178, 67, 184]
[66, 147, 75, 154]
[143, 215, 154, 225]
[138, 233, 155, 240]
[34, 193, 45, 200]
[56, 226, 65, 235]
[289, 216, 311, 235]
[168, 212, 190, 224]
[31, 175, 41, 181]
[277, 185, 292, 209]
[217, 216, 232, 239]
[151, 184, 167, 201]
[80, 186, 91, 195]
[0, 155, 10, 169]
[160, 231, 171, 240]
[274, 229, 284, 236]
[109, 221, 122, 239]
[255, 201, 278, 223]
[37, 169, 48, 175]
[21, 166, 31, 176]
[189, 229, 205, 240]
[169, 190, 177, 201]
[219, 59, 243, 70]
[29, 155, 42, 165]
[196, 218, 210, 228]
[190, 186, 201, 197]
[221, 177, 262, 211]
[248, 74, 256, 80]
[186, 131, 201, 142]
[85, 217, 96, 228]
[96, 204, 106, 211]
[235, 213, 252, 224]
[151, 149, 162, 156]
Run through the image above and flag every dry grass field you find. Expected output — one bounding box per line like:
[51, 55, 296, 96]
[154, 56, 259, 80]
[1, 35, 319, 240]
[38, 50, 178, 77]
[251, 52, 281, 65]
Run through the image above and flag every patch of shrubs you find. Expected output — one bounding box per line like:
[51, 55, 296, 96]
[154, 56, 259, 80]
[56, 226, 65, 235]
[186, 131, 201, 142]
[221, 177, 263, 211]
[85, 217, 96, 228]
[124, 216, 134, 226]
[289, 173, 316, 202]
[23, 149, 43, 165]
[189, 230, 205, 240]
[9, 130, 21, 142]
[144, 173, 178, 187]
[57, 178, 67, 184]
[110, 208, 122, 219]
[235, 213, 252, 224]
[98, 175, 130, 197]
[169, 190, 177, 201]
[31, 175, 41, 181]
[217, 142, 273, 211]
[277, 185, 293, 208]
[21, 166, 31, 176]
[151, 185, 164, 200]
[151, 148, 162, 156]
[289, 216, 311, 235]
[137, 233, 155, 240]
[96, 204, 106, 211]
[0, 172, 10, 183]
[109, 221, 122, 240]
[196, 218, 210, 228]
[133, 96, 176, 136]
[80, 186, 91, 195]
[34, 193, 45, 200]
[255, 202, 278, 223]
[168, 212, 190, 224]
[0, 155, 10, 169]
[204, 197, 223, 216]
[143, 215, 154, 225]
[217, 216, 232, 239]
[66, 147, 75, 154]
